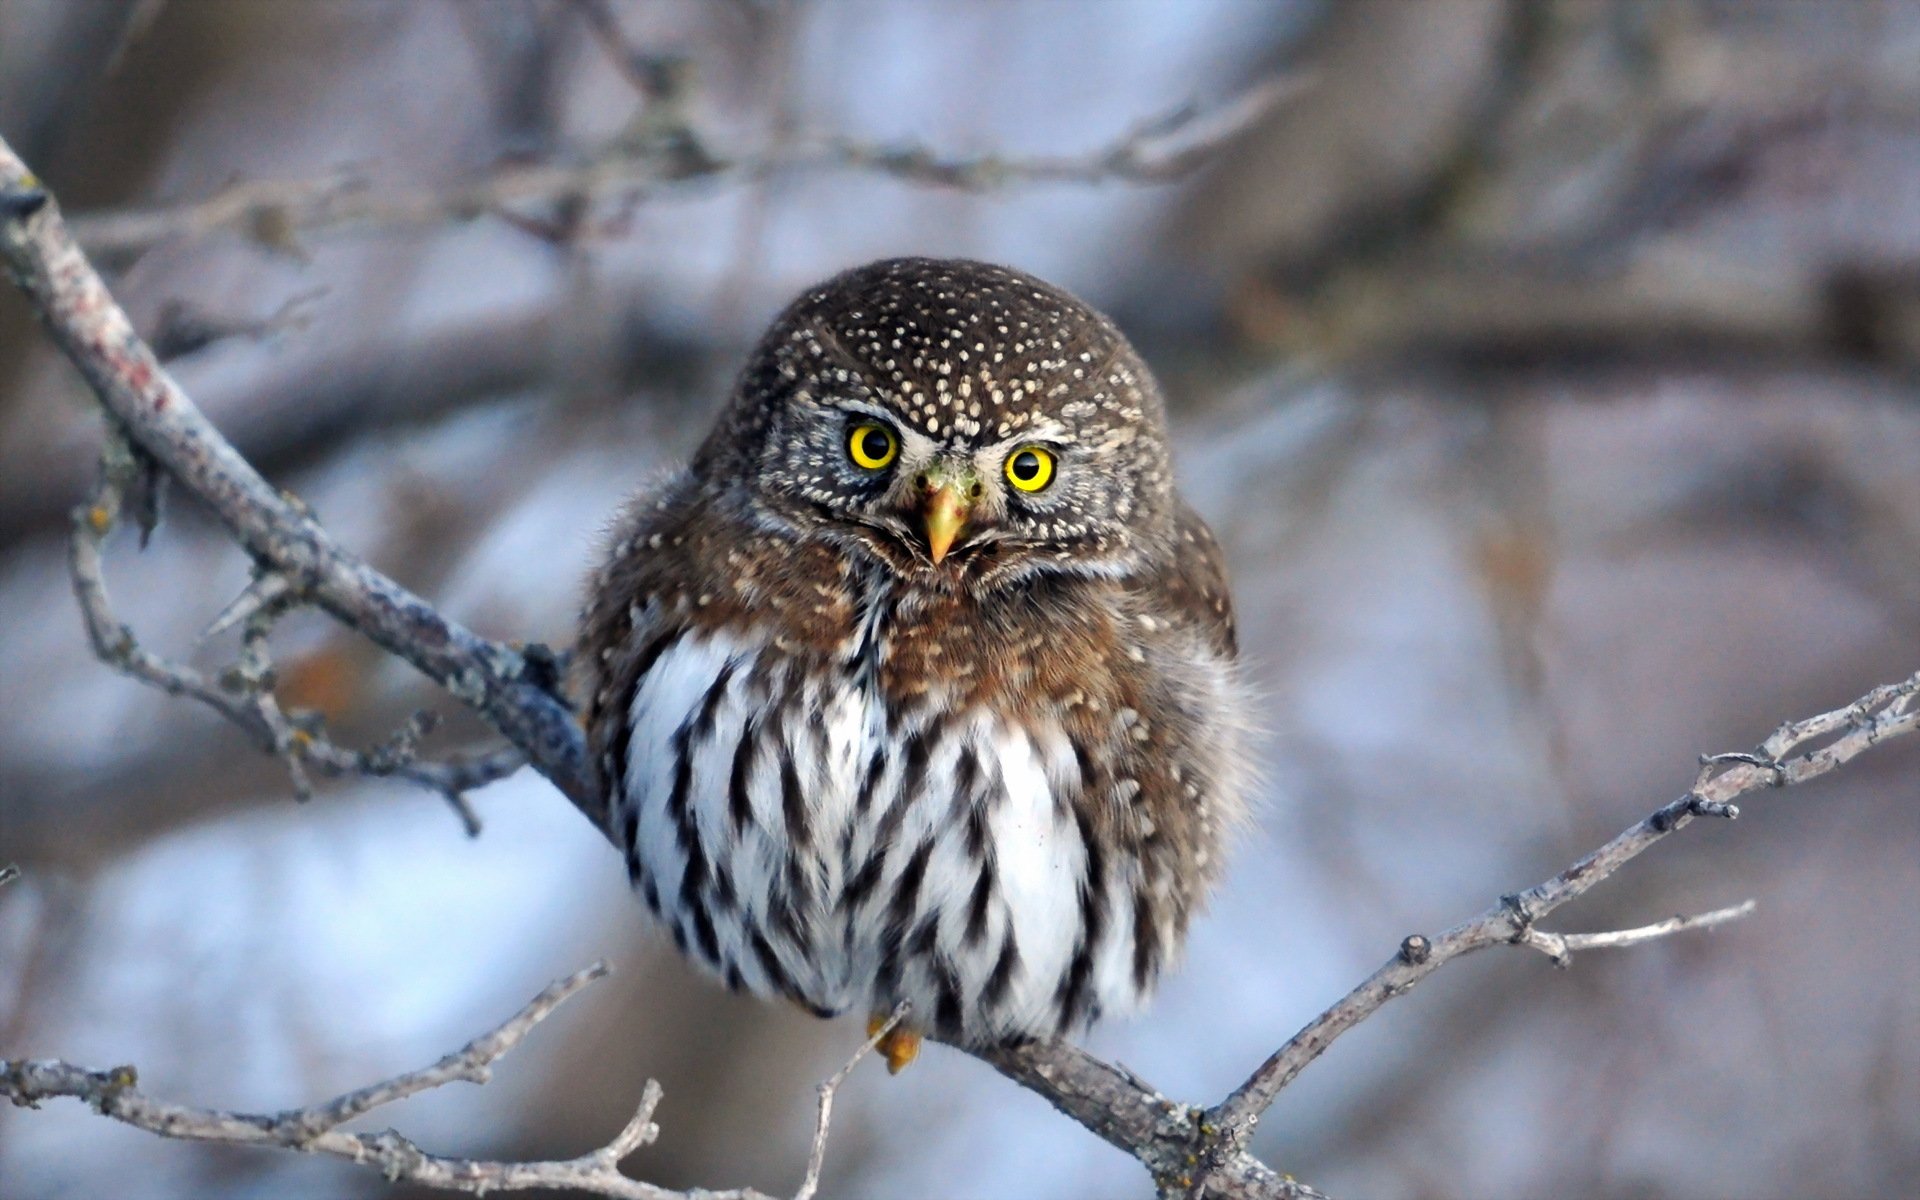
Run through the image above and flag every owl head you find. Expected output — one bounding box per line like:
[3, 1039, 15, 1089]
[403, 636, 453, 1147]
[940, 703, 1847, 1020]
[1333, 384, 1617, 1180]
[692, 257, 1179, 589]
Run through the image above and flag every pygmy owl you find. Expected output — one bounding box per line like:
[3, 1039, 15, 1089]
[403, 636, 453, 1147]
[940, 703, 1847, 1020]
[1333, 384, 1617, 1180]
[579, 257, 1249, 1070]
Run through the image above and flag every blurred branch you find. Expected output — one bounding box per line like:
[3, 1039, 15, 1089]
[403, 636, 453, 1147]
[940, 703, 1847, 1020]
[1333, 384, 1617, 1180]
[9, 131, 1920, 1200]
[0, 964, 766, 1200]
[64, 71, 1304, 262]
[149, 288, 322, 362]
[573, 0, 691, 106]
[68, 432, 519, 833]
[799, 72, 1307, 191]
[0, 295, 703, 553]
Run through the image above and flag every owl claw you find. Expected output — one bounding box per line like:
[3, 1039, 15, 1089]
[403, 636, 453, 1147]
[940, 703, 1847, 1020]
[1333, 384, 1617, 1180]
[866, 1014, 921, 1074]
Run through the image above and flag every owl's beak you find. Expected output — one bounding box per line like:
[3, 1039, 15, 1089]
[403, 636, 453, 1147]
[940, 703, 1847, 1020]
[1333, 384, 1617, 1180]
[921, 482, 971, 564]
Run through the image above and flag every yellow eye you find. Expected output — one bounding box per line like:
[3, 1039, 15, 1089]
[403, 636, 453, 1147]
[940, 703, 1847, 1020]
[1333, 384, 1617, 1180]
[848, 422, 898, 470]
[1005, 446, 1055, 492]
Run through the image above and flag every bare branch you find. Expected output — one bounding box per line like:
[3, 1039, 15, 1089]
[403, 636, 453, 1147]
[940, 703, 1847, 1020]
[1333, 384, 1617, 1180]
[795, 72, 1306, 192]
[0, 963, 776, 1200]
[795, 1001, 909, 1200]
[67, 436, 519, 833]
[0, 138, 597, 825]
[63, 73, 1303, 262]
[150, 288, 323, 362]
[573, 0, 692, 106]
[1517, 900, 1758, 966]
[1191, 670, 1920, 1192]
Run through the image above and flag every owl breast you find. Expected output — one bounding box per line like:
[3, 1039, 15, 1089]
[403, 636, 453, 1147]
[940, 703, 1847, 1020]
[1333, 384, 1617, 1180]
[611, 614, 1154, 1045]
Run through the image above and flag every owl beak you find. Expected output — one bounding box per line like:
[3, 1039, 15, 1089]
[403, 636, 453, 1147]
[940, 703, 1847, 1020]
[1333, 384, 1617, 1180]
[922, 482, 970, 564]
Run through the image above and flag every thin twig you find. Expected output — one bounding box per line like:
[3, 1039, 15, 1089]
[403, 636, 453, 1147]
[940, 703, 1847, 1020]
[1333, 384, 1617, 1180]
[65, 72, 1303, 262]
[1519, 900, 1757, 965]
[67, 439, 519, 833]
[0, 963, 769, 1200]
[794, 1001, 909, 1200]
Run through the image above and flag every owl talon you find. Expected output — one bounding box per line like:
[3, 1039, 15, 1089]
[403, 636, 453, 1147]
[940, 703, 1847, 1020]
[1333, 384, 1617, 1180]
[866, 1014, 921, 1074]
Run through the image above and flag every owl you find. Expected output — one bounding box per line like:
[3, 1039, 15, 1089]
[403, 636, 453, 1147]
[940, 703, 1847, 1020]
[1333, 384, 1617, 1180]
[578, 257, 1248, 1071]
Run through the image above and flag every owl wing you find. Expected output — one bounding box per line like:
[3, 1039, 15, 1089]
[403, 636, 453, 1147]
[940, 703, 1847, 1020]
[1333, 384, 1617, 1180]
[1141, 499, 1237, 660]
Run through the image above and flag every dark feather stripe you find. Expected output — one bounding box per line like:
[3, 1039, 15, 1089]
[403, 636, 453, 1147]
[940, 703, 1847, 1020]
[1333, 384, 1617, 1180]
[888, 838, 936, 930]
[749, 922, 800, 1001]
[667, 728, 699, 865]
[667, 729, 697, 837]
[1075, 806, 1109, 950]
[839, 850, 886, 914]
[687, 658, 737, 743]
[1054, 806, 1107, 1033]
[670, 732, 719, 965]
[688, 899, 720, 964]
[606, 628, 683, 806]
[1054, 943, 1095, 1035]
[1066, 736, 1098, 821]
[711, 860, 738, 912]
[982, 932, 1020, 1010]
[1131, 889, 1159, 991]
[779, 739, 809, 849]
[899, 726, 934, 800]
[953, 745, 981, 805]
[620, 807, 642, 882]
[874, 840, 937, 1004]
[870, 726, 936, 853]
[843, 573, 892, 679]
[664, 699, 727, 967]
[963, 864, 996, 947]
[875, 927, 905, 1002]
[908, 910, 942, 957]
[853, 746, 887, 814]
[727, 718, 759, 833]
[933, 954, 964, 1037]
[962, 747, 1002, 947]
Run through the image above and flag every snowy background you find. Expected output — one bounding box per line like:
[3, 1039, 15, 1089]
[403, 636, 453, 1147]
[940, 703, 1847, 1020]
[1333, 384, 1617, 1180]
[3, 2, 1920, 1198]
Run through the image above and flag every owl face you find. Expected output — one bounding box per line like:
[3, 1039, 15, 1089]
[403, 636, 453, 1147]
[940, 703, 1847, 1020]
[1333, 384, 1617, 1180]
[696, 258, 1177, 587]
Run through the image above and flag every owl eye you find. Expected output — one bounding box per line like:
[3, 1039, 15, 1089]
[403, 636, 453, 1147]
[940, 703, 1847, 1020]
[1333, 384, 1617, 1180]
[847, 422, 899, 470]
[1005, 446, 1056, 492]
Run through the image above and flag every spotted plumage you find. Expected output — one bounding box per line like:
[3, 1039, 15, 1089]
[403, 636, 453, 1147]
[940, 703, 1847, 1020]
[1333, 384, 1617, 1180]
[579, 257, 1249, 1053]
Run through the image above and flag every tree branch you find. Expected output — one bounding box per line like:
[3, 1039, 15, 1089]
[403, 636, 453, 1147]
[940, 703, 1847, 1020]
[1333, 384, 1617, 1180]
[1190, 669, 1919, 1193]
[0, 140, 599, 827]
[794, 1002, 910, 1200]
[67, 431, 520, 832]
[63, 72, 1302, 262]
[0, 963, 773, 1200]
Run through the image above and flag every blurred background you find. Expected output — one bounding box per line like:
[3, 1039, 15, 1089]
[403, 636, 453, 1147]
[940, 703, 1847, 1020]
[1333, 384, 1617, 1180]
[4, 2, 1920, 1197]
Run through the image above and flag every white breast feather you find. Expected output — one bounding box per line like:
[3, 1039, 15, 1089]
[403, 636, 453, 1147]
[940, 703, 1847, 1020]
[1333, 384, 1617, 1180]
[979, 722, 1085, 1033]
[620, 628, 1134, 1039]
